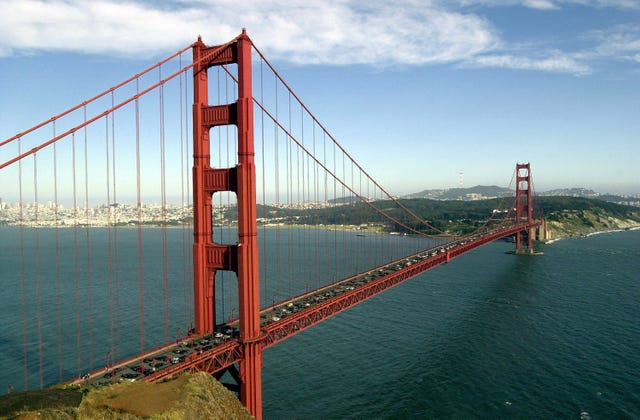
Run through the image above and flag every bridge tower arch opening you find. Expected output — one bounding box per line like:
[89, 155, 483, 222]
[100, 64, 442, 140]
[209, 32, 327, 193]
[192, 30, 262, 418]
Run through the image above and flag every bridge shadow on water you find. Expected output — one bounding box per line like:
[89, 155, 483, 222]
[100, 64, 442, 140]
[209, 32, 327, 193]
[261, 240, 544, 418]
[403, 243, 551, 418]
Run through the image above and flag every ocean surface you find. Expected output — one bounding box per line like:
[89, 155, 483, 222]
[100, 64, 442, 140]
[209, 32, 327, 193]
[1, 227, 639, 418]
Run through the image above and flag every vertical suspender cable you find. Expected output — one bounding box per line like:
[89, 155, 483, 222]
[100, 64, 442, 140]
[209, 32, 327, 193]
[351, 160, 356, 273]
[185, 60, 193, 329]
[331, 136, 339, 281]
[179, 53, 189, 331]
[72, 132, 81, 378]
[224, 70, 231, 321]
[323, 131, 328, 288]
[135, 78, 145, 351]
[33, 154, 43, 389]
[341, 151, 346, 278]
[259, 57, 269, 309]
[186, 68, 193, 330]
[53, 123, 62, 382]
[83, 106, 94, 371]
[274, 74, 281, 304]
[159, 66, 170, 342]
[18, 139, 28, 390]
[111, 92, 121, 361]
[105, 114, 114, 368]
[301, 105, 307, 291]
[313, 122, 319, 291]
[287, 91, 292, 298]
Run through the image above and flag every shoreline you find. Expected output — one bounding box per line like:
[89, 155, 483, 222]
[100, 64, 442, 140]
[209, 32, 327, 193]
[544, 225, 640, 244]
[4, 222, 640, 242]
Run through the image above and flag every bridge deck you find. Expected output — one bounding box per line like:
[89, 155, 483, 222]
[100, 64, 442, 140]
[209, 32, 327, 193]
[70, 223, 536, 386]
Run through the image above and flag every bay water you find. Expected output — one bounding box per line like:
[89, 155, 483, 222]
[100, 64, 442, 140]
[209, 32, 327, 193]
[262, 229, 640, 418]
[1, 227, 638, 418]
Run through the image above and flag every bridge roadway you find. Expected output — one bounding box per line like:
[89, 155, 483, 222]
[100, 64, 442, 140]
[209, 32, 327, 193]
[70, 222, 536, 387]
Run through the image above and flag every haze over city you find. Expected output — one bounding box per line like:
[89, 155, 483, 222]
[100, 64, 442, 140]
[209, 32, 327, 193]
[1, 0, 639, 196]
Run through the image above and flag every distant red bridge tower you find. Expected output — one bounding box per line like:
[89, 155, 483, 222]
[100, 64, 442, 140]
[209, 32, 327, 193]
[515, 162, 535, 253]
[191, 30, 262, 417]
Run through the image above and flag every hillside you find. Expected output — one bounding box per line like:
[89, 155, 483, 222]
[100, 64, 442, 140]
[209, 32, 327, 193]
[403, 185, 511, 200]
[249, 196, 640, 238]
[537, 196, 640, 239]
[0, 372, 252, 420]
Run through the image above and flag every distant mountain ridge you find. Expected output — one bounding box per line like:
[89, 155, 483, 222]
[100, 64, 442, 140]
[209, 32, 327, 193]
[403, 185, 512, 201]
[403, 186, 640, 207]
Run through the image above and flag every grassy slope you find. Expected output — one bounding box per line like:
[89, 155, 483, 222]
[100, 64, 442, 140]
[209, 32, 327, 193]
[251, 196, 640, 238]
[0, 373, 252, 420]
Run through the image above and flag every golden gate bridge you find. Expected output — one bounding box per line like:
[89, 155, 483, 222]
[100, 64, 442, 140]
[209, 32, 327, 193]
[0, 31, 543, 418]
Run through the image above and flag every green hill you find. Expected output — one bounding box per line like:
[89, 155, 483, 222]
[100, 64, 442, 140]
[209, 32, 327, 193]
[250, 196, 640, 238]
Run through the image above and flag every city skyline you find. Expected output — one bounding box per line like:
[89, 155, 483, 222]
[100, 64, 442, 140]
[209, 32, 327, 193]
[1, 1, 639, 197]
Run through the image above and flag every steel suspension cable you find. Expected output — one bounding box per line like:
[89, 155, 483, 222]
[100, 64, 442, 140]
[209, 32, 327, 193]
[178, 52, 190, 331]
[110, 91, 121, 361]
[71, 132, 81, 378]
[0, 45, 195, 149]
[312, 121, 320, 291]
[83, 106, 94, 371]
[33, 154, 43, 389]
[259, 58, 269, 308]
[458, 166, 518, 239]
[287, 91, 293, 297]
[251, 97, 436, 238]
[104, 114, 115, 371]
[213, 64, 430, 241]
[300, 105, 307, 291]
[274, 73, 281, 304]
[135, 78, 145, 352]
[159, 65, 170, 343]
[332, 138, 342, 281]
[53, 128, 63, 382]
[250, 42, 449, 236]
[18, 139, 28, 390]
[1, 41, 237, 171]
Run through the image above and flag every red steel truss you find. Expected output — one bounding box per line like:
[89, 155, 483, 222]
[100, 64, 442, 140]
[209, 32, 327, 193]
[146, 341, 244, 383]
[259, 223, 535, 348]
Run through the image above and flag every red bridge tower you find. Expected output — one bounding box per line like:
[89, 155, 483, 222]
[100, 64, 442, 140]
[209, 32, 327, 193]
[192, 31, 262, 418]
[515, 162, 534, 254]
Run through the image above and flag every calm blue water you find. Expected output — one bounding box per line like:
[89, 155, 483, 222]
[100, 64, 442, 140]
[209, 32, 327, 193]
[262, 229, 640, 419]
[1, 227, 639, 418]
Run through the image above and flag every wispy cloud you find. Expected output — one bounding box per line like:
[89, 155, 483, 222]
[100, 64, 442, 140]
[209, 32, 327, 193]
[587, 24, 640, 63]
[0, 0, 499, 64]
[456, 0, 640, 9]
[471, 52, 591, 74]
[0, 0, 636, 76]
[523, 0, 561, 10]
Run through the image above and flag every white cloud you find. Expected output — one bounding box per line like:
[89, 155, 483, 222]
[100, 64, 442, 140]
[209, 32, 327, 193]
[565, 0, 640, 8]
[0, 0, 499, 64]
[523, 0, 560, 10]
[589, 24, 640, 63]
[0, 0, 208, 57]
[471, 52, 591, 74]
[455, 0, 640, 9]
[0, 0, 634, 76]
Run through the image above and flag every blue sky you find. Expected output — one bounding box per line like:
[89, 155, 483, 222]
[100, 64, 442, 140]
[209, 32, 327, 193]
[1, 0, 639, 197]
